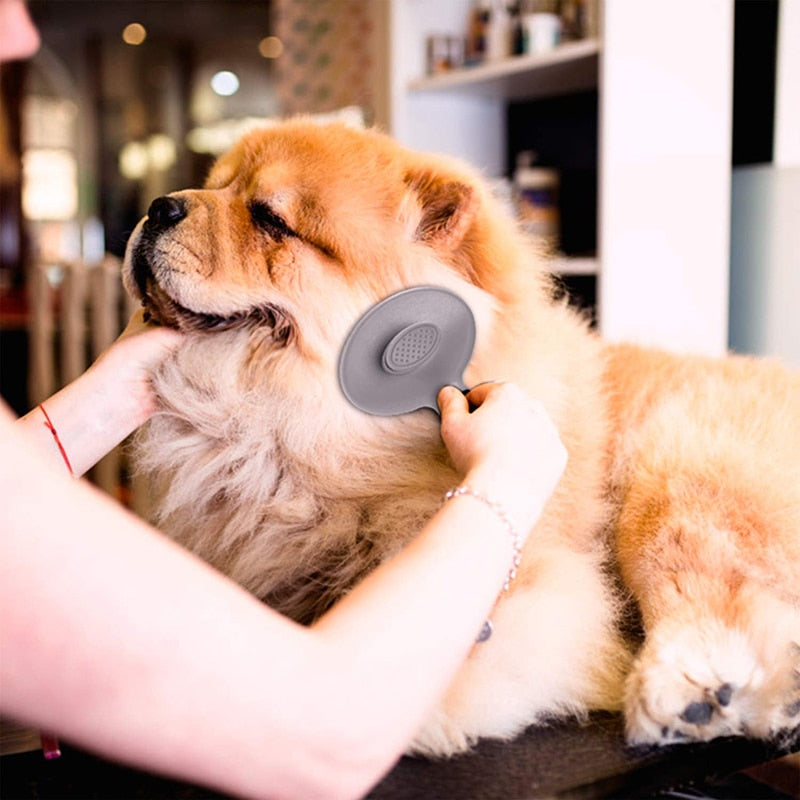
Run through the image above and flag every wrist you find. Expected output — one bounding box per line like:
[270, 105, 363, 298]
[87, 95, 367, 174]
[21, 362, 154, 478]
[460, 467, 541, 541]
[443, 486, 522, 593]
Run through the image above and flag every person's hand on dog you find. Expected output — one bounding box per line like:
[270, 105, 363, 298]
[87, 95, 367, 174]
[17, 310, 182, 476]
[438, 382, 567, 537]
[90, 309, 184, 423]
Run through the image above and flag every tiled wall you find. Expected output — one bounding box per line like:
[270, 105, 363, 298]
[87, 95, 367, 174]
[272, 0, 374, 116]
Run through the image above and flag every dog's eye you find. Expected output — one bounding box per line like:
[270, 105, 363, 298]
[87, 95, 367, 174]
[250, 202, 293, 240]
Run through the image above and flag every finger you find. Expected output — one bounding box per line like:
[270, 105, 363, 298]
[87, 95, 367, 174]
[113, 321, 183, 365]
[464, 380, 503, 408]
[120, 310, 182, 347]
[120, 309, 149, 338]
[146, 325, 184, 351]
[437, 385, 469, 418]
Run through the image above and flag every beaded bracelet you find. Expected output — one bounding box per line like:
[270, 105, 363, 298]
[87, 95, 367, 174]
[443, 485, 523, 593]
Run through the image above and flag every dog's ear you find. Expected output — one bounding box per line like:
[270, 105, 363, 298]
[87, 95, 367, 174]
[404, 170, 477, 251]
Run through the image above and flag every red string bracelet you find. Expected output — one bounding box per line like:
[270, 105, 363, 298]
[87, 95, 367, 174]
[40, 732, 61, 760]
[38, 403, 74, 478]
[37, 404, 68, 758]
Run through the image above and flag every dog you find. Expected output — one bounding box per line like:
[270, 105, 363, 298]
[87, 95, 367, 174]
[123, 119, 800, 756]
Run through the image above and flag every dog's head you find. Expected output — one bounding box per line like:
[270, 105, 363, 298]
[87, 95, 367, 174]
[123, 120, 537, 414]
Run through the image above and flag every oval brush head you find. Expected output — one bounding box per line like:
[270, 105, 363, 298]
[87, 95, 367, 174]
[338, 286, 476, 416]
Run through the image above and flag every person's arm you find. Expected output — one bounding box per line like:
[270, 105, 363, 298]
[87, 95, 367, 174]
[16, 312, 182, 476]
[0, 383, 566, 800]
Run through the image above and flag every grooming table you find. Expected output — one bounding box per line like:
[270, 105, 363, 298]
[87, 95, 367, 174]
[1, 714, 797, 798]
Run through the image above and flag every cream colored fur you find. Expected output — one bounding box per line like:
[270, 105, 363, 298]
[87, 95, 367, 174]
[123, 120, 800, 756]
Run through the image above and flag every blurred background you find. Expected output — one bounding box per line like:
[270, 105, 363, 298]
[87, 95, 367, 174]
[1, 0, 383, 421]
[0, 0, 797, 429]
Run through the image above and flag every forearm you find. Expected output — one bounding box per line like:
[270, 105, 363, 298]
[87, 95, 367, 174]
[2, 407, 318, 798]
[1, 403, 526, 800]
[311, 491, 515, 764]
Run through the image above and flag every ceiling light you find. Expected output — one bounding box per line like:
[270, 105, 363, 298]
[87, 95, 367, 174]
[147, 134, 176, 171]
[258, 36, 283, 59]
[119, 141, 148, 180]
[210, 70, 240, 97]
[122, 23, 147, 46]
[22, 149, 78, 220]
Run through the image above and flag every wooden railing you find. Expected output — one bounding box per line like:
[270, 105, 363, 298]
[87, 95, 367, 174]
[27, 256, 150, 515]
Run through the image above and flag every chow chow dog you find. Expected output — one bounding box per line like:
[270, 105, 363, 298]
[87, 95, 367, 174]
[123, 119, 800, 756]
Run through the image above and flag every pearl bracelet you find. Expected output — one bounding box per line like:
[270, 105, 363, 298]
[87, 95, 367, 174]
[444, 485, 523, 593]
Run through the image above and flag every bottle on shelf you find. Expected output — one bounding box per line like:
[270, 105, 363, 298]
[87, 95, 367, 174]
[465, 0, 516, 65]
[465, 0, 490, 66]
[513, 150, 560, 249]
[485, 0, 512, 62]
[519, 0, 562, 55]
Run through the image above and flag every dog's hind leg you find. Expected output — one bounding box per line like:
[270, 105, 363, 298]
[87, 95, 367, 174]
[617, 468, 800, 746]
[603, 347, 800, 745]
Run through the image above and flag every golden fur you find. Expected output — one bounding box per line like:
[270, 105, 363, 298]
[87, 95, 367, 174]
[122, 120, 800, 755]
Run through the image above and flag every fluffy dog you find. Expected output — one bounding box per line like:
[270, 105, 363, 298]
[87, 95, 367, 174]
[123, 120, 800, 756]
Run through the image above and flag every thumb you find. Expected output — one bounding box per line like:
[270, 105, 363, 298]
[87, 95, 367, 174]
[437, 385, 468, 418]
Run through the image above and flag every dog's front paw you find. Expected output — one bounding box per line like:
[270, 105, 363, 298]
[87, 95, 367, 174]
[624, 618, 800, 746]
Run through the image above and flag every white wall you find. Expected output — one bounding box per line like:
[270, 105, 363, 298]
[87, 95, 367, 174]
[388, 0, 504, 175]
[773, 0, 800, 168]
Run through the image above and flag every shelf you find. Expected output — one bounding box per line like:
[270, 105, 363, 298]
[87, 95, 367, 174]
[550, 256, 598, 276]
[407, 39, 600, 102]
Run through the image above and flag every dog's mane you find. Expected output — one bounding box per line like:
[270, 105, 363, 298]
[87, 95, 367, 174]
[135, 327, 456, 623]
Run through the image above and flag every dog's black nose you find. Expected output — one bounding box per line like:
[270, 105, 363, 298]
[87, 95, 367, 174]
[146, 195, 187, 229]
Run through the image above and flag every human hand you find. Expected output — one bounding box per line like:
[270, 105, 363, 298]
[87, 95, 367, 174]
[114, 308, 183, 368]
[88, 310, 183, 425]
[17, 311, 183, 476]
[438, 382, 567, 536]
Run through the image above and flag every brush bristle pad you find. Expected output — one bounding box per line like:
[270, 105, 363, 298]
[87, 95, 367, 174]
[382, 323, 441, 374]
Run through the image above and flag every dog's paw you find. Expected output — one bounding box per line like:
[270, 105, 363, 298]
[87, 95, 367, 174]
[409, 707, 475, 758]
[625, 620, 800, 746]
[773, 642, 800, 733]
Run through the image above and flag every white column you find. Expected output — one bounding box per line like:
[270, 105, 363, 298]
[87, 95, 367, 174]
[598, 0, 734, 355]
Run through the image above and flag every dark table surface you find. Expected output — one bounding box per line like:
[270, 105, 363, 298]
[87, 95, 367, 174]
[1, 714, 797, 800]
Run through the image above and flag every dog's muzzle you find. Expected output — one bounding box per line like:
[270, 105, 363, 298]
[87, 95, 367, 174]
[130, 195, 187, 297]
[127, 197, 295, 341]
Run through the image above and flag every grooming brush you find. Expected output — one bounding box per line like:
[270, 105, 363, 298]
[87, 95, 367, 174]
[338, 286, 476, 416]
